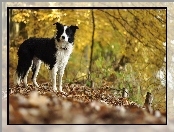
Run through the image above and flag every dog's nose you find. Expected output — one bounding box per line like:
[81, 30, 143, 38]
[62, 36, 65, 39]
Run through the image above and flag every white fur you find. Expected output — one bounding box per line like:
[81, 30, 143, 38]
[13, 71, 21, 86]
[32, 57, 42, 87]
[61, 26, 68, 42]
[24, 70, 29, 87]
[14, 64, 32, 87]
[30, 40, 73, 92]
[14, 25, 75, 92]
[53, 39, 73, 91]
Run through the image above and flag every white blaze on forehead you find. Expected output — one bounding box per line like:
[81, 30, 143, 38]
[61, 26, 68, 42]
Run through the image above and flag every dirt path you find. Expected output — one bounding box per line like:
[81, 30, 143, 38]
[8, 83, 166, 124]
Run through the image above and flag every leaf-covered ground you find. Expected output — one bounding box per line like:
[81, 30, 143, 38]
[8, 83, 166, 124]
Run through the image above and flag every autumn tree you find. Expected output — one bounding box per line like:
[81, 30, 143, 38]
[9, 8, 166, 112]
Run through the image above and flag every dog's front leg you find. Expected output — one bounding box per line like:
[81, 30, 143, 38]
[58, 73, 63, 92]
[51, 66, 58, 91]
[57, 67, 65, 92]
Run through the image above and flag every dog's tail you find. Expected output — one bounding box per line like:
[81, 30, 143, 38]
[14, 53, 33, 86]
[13, 57, 24, 86]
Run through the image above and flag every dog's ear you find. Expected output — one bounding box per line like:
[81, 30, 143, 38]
[69, 25, 79, 33]
[53, 22, 63, 29]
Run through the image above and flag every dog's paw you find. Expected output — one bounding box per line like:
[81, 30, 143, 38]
[53, 89, 66, 95]
[33, 81, 39, 87]
[53, 88, 62, 93]
[60, 91, 67, 96]
[34, 84, 39, 88]
[35, 83, 39, 87]
[53, 88, 58, 93]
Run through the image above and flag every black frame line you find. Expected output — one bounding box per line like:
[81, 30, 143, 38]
[7, 6, 167, 125]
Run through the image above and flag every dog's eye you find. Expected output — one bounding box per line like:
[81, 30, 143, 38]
[66, 28, 73, 36]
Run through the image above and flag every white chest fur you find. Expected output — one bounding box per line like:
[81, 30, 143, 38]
[52, 39, 74, 92]
[55, 40, 73, 70]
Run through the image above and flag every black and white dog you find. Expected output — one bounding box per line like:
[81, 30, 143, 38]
[14, 22, 79, 92]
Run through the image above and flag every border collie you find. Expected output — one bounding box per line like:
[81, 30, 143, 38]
[14, 22, 79, 92]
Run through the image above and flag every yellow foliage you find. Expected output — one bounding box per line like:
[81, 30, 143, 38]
[9, 8, 166, 111]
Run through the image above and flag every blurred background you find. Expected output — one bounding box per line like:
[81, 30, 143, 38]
[9, 9, 166, 112]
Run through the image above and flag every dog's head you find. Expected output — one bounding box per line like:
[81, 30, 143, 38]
[53, 22, 79, 44]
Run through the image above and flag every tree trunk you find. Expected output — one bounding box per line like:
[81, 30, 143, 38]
[88, 9, 95, 80]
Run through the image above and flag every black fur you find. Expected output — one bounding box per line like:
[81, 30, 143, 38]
[53, 22, 79, 43]
[15, 22, 79, 81]
[16, 37, 57, 79]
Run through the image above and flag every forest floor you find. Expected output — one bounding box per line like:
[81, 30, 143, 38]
[7, 82, 167, 124]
